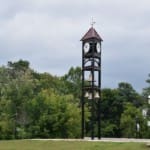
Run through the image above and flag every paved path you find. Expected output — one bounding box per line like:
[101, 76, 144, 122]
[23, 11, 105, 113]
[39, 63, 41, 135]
[32, 137, 150, 143]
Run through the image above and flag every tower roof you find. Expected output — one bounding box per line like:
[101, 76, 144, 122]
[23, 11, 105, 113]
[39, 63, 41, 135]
[81, 27, 103, 41]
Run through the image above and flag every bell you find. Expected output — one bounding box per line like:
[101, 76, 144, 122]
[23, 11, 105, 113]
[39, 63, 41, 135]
[85, 92, 89, 98]
[95, 92, 100, 98]
[88, 73, 92, 82]
[88, 93, 92, 99]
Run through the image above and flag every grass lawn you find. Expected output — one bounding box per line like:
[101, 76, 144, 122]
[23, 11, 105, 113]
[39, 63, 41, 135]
[0, 140, 149, 150]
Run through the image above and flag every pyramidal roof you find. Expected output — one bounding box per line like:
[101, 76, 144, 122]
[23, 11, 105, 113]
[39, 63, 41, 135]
[81, 27, 103, 41]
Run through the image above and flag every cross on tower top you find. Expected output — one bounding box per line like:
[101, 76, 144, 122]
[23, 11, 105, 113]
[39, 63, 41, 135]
[91, 18, 96, 27]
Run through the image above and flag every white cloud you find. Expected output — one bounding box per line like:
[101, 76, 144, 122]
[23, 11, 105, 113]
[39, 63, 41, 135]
[0, 0, 150, 92]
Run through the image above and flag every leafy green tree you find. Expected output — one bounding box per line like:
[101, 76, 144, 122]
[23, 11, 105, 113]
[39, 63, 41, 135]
[27, 89, 81, 138]
[101, 83, 143, 137]
[62, 67, 82, 99]
[142, 74, 150, 138]
[8, 60, 30, 72]
[117, 82, 143, 107]
[0, 60, 147, 139]
[101, 88, 121, 137]
[143, 74, 150, 96]
[120, 103, 144, 138]
[0, 60, 37, 139]
[0, 61, 83, 139]
[0, 113, 14, 139]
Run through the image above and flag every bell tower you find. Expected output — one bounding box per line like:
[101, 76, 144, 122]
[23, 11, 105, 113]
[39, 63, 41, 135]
[81, 26, 103, 140]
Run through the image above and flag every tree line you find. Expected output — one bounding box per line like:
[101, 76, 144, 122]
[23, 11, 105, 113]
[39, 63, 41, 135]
[0, 60, 150, 139]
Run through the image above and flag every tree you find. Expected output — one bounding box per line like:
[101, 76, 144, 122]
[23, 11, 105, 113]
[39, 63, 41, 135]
[0, 60, 37, 139]
[120, 103, 144, 138]
[27, 89, 81, 138]
[142, 74, 150, 100]
[101, 88, 121, 137]
[0, 61, 83, 139]
[0, 60, 147, 139]
[62, 67, 82, 99]
[142, 74, 150, 138]
[8, 60, 30, 72]
[117, 82, 143, 107]
[101, 82, 143, 137]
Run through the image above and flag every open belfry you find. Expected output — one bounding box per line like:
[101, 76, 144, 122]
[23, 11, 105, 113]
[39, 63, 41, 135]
[81, 25, 103, 140]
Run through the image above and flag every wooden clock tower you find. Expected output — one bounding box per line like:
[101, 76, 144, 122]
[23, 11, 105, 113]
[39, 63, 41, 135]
[81, 26, 103, 140]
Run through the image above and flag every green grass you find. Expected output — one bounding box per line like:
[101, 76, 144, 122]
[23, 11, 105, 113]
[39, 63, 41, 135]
[0, 140, 149, 150]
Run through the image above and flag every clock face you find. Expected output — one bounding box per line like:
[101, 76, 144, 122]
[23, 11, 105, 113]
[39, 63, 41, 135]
[84, 42, 90, 53]
[96, 43, 101, 53]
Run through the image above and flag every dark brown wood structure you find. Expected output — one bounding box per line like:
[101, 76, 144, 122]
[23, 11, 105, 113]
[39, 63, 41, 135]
[81, 27, 103, 140]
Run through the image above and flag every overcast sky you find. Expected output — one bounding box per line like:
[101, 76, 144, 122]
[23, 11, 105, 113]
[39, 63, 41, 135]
[0, 0, 150, 92]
